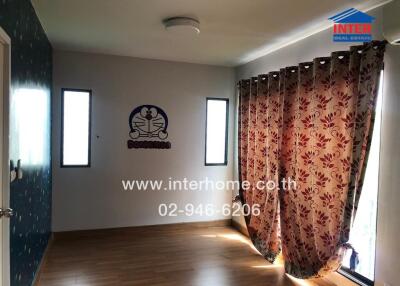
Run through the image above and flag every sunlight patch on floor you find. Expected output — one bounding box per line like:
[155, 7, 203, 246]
[201, 232, 260, 253]
[287, 274, 316, 286]
[199, 230, 327, 286]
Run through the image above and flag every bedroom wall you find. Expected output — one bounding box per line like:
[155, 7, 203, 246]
[0, 1, 52, 286]
[235, 6, 400, 286]
[52, 50, 235, 232]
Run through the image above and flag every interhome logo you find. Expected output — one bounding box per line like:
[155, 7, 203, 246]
[329, 8, 375, 42]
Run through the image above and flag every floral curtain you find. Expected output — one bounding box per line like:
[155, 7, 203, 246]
[238, 41, 386, 278]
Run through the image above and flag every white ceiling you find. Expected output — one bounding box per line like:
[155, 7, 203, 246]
[32, 0, 388, 67]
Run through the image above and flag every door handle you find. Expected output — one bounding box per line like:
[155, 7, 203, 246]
[0, 208, 14, 218]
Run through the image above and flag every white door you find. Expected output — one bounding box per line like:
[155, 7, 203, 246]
[0, 29, 4, 285]
[0, 26, 11, 286]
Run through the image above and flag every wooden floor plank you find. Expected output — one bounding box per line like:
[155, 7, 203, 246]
[37, 225, 344, 286]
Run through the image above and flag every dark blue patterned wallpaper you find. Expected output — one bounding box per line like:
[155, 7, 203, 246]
[0, 1, 52, 286]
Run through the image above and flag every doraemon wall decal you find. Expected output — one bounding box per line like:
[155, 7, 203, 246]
[127, 105, 171, 149]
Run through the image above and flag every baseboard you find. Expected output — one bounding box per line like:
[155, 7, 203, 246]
[231, 219, 249, 237]
[32, 233, 54, 286]
[54, 219, 232, 240]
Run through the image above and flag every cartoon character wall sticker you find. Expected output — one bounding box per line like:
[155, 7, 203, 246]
[127, 105, 171, 149]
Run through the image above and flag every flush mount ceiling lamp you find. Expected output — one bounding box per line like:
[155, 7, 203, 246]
[163, 17, 200, 34]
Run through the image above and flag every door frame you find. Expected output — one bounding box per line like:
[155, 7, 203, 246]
[0, 25, 11, 286]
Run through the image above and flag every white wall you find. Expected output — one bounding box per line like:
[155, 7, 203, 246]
[234, 6, 400, 286]
[52, 51, 235, 232]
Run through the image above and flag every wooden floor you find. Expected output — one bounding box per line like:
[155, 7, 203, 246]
[37, 224, 345, 286]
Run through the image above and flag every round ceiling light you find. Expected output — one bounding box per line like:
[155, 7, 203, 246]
[163, 17, 200, 34]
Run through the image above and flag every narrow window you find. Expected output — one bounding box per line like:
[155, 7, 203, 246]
[205, 98, 229, 166]
[61, 89, 92, 167]
[340, 71, 384, 285]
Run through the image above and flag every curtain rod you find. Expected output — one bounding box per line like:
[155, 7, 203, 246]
[236, 40, 387, 84]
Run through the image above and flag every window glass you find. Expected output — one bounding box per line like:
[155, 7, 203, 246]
[62, 89, 91, 167]
[205, 99, 228, 165]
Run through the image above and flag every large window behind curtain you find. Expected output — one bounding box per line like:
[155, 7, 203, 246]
[342, 71, 384, 282]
